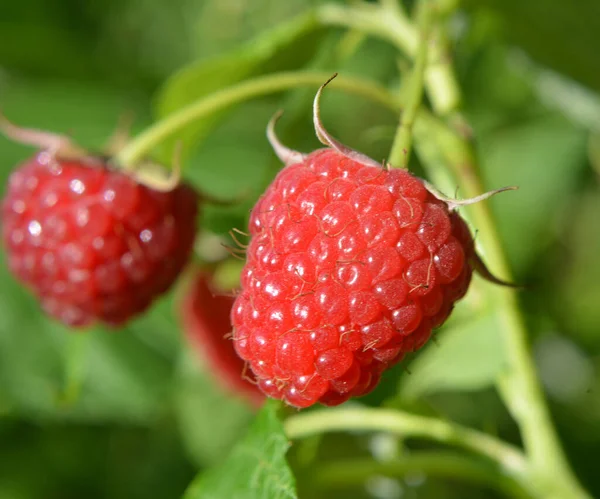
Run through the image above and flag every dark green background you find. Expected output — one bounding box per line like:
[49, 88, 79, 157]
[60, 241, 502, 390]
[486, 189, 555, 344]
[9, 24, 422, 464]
[0, 1, 599, 498]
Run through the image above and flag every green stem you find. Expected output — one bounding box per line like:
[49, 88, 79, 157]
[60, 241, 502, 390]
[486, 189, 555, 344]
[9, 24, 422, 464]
[409, 12, 582, 492]
[315, 2, 459, 115]
[388, 0, 434, 168]
[316, 3, 418, 55]
[413, 112, 590, 498]
[315, 1, 587, 495]
[378, 0, 407, 18]
[313, 452, 531, 499]
[425, 23, 461, 116]
[115, 72, 398, 168]
[58, 332, 89, 407]
[285, 408, 528, 480]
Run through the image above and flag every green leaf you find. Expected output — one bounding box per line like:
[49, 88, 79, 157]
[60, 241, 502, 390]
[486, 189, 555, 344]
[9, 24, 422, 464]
[174, 352, 254, 466]
[398, 312, 506, 400]
[154, 11, 324, 163]
[183, 400, 297, 499]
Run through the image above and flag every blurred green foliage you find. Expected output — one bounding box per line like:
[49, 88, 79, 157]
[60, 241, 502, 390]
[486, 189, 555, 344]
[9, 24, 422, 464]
[0, 1, 599, 498]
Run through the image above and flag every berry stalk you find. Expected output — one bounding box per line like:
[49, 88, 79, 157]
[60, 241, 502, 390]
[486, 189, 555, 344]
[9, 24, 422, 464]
[379, 0, 407, 17]
[59, 332, 89, 406]
[285, 407, 532, 491]
[387, 0, 434, 168]
[115, 72, 398, 169]
[407, 6, 589, 497]
[312, 453, 530, 499]
[315, 1, 460, 115]
[415, 110, 590, 498]
[303, 1, 589, 497]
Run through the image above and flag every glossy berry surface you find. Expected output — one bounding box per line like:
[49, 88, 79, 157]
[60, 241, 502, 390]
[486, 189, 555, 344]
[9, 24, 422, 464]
[232, 149, 475, 408]
[181, 270, 264, 407]
[1, 152, 198, 327]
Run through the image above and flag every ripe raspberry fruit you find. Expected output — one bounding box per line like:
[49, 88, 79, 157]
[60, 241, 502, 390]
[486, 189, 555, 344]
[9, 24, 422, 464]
[180, 270, 264, 407]
[1, 119, 198, 327]
[231, 76, 515, 408]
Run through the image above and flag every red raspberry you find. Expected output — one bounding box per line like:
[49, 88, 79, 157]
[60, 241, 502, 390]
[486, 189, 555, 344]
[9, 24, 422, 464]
[180, 270, 264, 407]
[232, 149, 472, 407]
[230, 77, 514, 408]
[1, 152, 198, 327]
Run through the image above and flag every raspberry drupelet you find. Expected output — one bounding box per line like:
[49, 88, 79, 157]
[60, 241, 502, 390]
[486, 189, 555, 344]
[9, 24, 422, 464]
[231, 76, 515, 408]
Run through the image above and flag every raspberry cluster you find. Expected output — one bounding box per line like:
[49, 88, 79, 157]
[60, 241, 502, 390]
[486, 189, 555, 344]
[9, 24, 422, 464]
[2, 152, 198, 327]
[231, 148, 475, 408]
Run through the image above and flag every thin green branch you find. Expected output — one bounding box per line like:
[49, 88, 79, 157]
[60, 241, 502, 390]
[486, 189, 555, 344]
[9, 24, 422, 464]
[316, 3, 418, 55]
[115, 71, 398, 168]
[285, 408, 528, 480]
[315, 2, 459, 114]
[388, 0, 434, 168]
[58, 332, 89, 407]
[378, 0, 407, 18]
[425, 24, 461, 115]
[413, 112, 591, 499]
[313, 1, 588, 496]
[313, 452, 532, 499]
